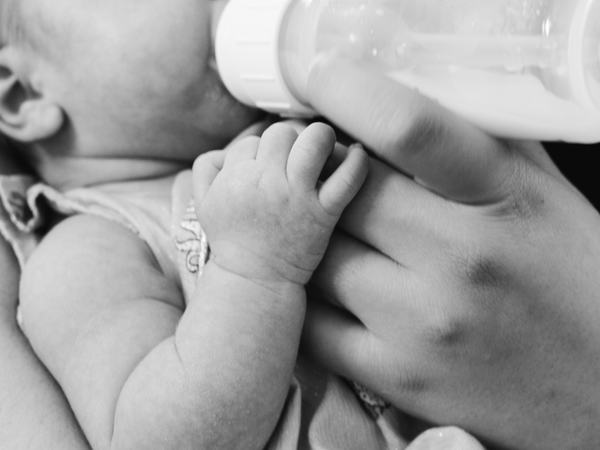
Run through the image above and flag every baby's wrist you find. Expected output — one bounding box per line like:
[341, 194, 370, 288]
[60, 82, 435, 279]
[205, 239, 316, 287]
[206, 256, 307, 299]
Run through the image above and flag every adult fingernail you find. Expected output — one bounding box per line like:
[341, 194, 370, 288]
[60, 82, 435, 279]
[406, 426, 485, 450]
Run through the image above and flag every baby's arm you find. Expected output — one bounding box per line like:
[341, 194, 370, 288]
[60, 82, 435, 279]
[0, 150, 87, 448]
[20, 123, 366, 450]
[170, 122, 368, 448]
[0, 236, 89, 449]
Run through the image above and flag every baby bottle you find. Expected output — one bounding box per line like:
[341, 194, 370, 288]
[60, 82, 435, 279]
[216, 0, 600, 143]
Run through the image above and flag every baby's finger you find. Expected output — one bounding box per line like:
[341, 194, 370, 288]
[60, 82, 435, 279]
[224, 135, 260, 165]
[319, 142, 354, 180]
[318, 143, 368, 215]
[256, 123, 298, 169]
[192, 150, 225, 201]
[287, 122, 336, 190]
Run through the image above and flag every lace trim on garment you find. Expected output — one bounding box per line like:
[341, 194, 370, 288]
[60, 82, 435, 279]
[351, 381, 391, 419]
[0, 175, 43, 232]
[175, 198, 209, 276]
[0, 175, 47, 266]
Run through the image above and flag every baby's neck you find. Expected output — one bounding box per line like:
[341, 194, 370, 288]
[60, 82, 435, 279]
[31, 153, 187, 191]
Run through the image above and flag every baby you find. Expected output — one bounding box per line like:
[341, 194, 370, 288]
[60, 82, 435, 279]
[0, 1, 415, 449]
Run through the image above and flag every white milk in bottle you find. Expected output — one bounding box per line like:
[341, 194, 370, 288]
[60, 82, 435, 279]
[216, 0, 600, 142]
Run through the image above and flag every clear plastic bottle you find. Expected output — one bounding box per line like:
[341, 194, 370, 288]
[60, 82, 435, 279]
[216, 0, 600, 143]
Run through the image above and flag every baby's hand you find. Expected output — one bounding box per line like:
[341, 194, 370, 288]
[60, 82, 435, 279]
[193, 123, 367, 285]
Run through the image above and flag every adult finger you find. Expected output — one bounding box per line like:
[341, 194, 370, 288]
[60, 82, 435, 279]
[302, 299, 387, 385]
[520, 141, 570, 183]
[304, 299, 430, 401]
[406, 427, 485, 450]
[336, 157, 461, 261]
[192, 150, 226, 201]
[307, 55, 516, 204]
[318, 143, 368, 216]
[311, 231, 418, 333]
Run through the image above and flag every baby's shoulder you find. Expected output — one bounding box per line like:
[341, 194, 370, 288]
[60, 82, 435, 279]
[36, 213, 146, 256]
[21, 213, 179, 304]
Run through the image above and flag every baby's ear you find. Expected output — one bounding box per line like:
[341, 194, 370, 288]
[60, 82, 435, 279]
[0, 46, 63, 143]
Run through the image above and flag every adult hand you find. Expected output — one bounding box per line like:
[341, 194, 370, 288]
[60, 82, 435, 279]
[303, 56, 600, 449]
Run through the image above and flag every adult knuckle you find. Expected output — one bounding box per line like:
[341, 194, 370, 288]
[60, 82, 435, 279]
[421, 311, 471, 351]
[495, 153, 548, 220]
[415, 273, 481, 352]
[453, 246, 509, 292]
[377, 108, 411, 154]
[380, 102, 444, 163]
[386, 365, 430, 396]
[404, 112, 444, 155]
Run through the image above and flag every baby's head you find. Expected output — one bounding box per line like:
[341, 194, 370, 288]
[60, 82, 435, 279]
[0, 0, 260, 187]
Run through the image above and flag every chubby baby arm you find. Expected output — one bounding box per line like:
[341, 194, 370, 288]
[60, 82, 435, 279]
[19, 123, 366, 450]
[174, 122, 367, 449]
[0, 236, 89, 449]
[19, 214, 188, 449]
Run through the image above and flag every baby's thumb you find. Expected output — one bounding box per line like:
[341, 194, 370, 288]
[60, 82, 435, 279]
[192, 150, 225, 203]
